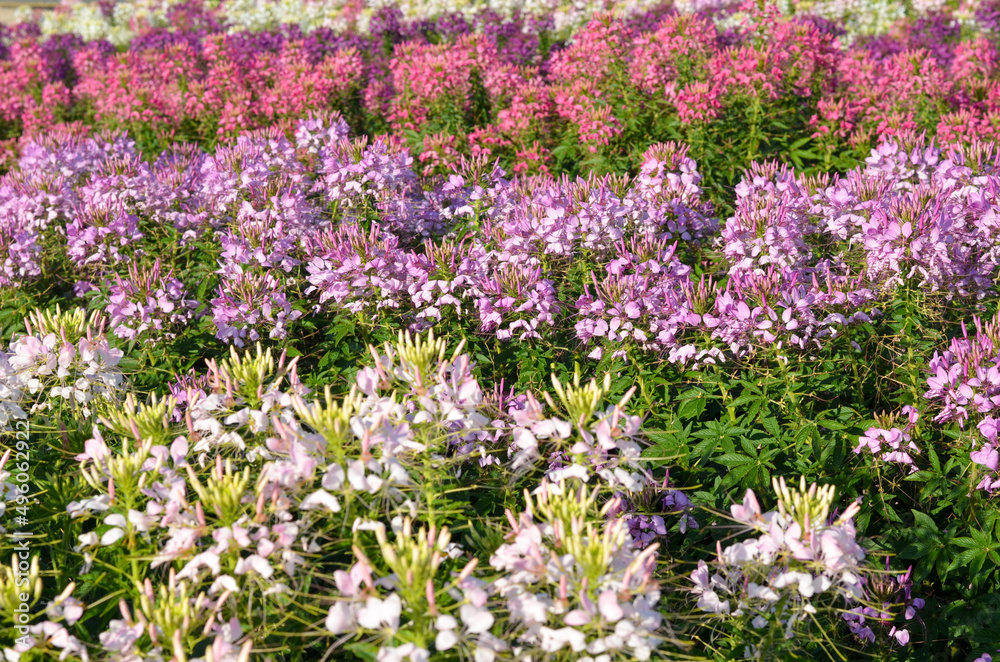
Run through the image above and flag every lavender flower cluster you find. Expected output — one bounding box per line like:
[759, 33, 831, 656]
[853, 406, 921, 473]
[6, 117, 1000, 369]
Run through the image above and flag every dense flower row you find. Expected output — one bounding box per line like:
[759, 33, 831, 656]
[6, 115, 1000, 373]
[0, 309, 904, 661]
[13, 0, 984, 47]
[7, 1, 1000, 176]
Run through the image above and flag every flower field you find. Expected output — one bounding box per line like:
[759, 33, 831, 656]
[4, 0, 1000, 660]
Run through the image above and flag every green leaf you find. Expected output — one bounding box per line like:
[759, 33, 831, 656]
[322, 317, 354, 345]
[911, 510, 939, 533]
[119, 357, 141, 372]
[678, 394, 707, 420]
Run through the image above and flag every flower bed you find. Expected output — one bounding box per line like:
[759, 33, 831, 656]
[2, 2, 1000, 661]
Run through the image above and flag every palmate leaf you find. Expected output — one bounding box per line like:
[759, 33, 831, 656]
[644, 421, 694, 462]
[947, 528, 1000, 581]
[690, 418, 746, 466]
[901, 509, 956, 584]
[716, 434, 780, 490]
[676, 387, 708, 420]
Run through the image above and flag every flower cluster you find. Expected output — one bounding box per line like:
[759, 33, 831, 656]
[924, 313, 1000, 426]
[854, 407, 920, 473]
[325, 518, 499, 662]
[105, 259, 199, 342]
[691, 478, 867, 644]
[0, 307, 124, 429]
[490, 481, 664, 660]
[972, 416, 1000, 493]
[842, 562, 924, 648]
